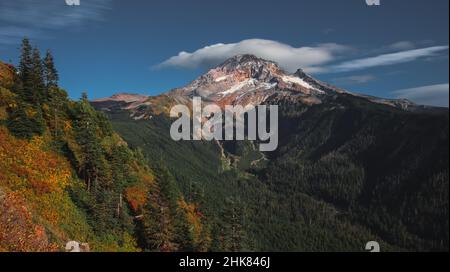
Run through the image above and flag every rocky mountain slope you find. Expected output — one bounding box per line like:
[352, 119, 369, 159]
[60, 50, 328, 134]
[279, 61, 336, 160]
[95, 54, 424, 115]
[92, 55, 449, 251]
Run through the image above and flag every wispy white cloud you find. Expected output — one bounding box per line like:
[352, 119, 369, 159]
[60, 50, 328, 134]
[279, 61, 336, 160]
[155, 39, 351, 73]
[0, 26, 42, 45]
[329, 46, 449, 73]
[0, 0, 112, 45]
[393, 83, 449, 107]
[332, 74, 375, 85]
[157, 39, 448, 76]
[387, 41, 416, 51]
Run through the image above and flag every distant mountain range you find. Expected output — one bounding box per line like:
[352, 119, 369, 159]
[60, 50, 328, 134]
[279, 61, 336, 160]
[94, 54, 443, 116]
[92, 55, 449, 251]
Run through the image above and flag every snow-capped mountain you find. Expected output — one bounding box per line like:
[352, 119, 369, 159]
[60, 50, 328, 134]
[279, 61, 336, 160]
[168, 54, 346, 108]
[94, 54, 420, 115]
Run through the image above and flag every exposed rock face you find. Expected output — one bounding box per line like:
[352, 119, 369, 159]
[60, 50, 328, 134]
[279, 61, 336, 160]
[93, 54, 421, 114]
[167, 54, 330, 108]
[93, 93, 150, 109]
[94, 93, 148, 103]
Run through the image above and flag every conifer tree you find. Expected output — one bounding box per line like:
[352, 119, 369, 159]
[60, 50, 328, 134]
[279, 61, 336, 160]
[30, 47, 45, 105]
[7, 102, 45, 139]
[17, 38, 33, 100]
[73, 92, 107, 191]
[221, 197, 246, 252]
[7, 38, 46, 139]
[43, 50, 59, 88]
[18, 39, 32, 85]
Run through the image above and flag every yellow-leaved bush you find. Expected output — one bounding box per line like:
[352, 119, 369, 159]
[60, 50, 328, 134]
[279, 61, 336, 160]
[178, 199, 211, 251]
[0, 127, 93, 251]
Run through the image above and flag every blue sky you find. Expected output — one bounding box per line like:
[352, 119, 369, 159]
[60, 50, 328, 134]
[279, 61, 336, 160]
[0, 0, 448, 106]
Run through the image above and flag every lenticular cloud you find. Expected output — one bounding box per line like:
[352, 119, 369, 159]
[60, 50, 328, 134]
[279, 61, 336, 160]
[156, 39, 350, 73]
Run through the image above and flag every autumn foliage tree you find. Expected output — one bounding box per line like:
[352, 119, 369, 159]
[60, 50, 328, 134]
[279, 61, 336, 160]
[0, 190, 57, 252]
[1, 39, 212, 252]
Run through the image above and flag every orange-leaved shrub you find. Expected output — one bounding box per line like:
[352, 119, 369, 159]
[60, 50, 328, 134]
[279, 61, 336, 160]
[0, 127, 92, 250]
[0, 189, 58, 252]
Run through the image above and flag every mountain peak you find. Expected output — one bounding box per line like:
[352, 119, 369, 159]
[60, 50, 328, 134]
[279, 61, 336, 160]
[93, 93, 148, 103]
[217, 54, 280, 73]
[158, 54, 418, 110]
[294, 68, 308, 78]
[196, 54, 285, 86]
[168, 54, 329, 107]
[222, 54, 275, 65]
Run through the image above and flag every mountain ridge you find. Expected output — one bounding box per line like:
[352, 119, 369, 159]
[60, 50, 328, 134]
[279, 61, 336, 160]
[90, 54, 449, 252]
[93, 54, 431, 114]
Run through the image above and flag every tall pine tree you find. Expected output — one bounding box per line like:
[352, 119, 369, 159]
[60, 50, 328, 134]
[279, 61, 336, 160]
[44, 50, 59, 88]
[17, 38, 33, 101]
[7, 38, 45, 139]
[221, 197, 247, 252]
[30, 47, 45, 105]
[73, 92, 108, 191]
